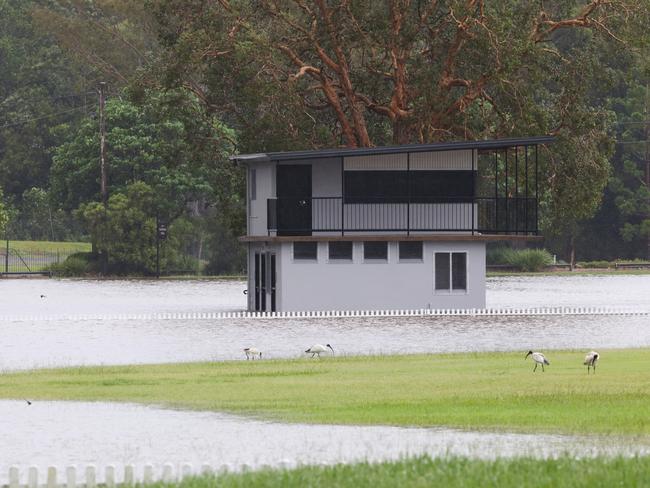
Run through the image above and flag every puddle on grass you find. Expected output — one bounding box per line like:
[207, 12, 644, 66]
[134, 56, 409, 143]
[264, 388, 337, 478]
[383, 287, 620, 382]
[0, 400, 649, 483]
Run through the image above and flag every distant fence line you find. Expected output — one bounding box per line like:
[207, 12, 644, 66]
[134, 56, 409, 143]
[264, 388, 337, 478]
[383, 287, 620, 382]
[1, 307, 649, 323]
[1, 461, 291, 488]
[0, 249, 79, 275]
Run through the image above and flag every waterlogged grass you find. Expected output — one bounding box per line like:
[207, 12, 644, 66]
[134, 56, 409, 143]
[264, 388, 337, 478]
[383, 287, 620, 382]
[150, 456, 650, 488]
[1, 350, 650, 434]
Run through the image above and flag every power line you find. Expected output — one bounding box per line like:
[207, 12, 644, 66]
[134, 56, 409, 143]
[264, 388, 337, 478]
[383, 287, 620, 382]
[0, 105, 88, 130]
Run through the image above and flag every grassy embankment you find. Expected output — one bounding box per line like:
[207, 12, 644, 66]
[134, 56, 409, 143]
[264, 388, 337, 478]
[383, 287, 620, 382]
[150, 456, 650, 488]
[1, 349, 649, 435]
[6, 240, 91, 253]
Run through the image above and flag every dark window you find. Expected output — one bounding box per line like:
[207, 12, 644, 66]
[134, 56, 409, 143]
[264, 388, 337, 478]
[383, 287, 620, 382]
[435, 252, 467, 291]
[452, 252, 467, 290]
[435, 253, 450, 290]
[329, 241, 353, 260]
[399, 241, 423, 260]
[344, 170, 475, 204]
[364, 241, 388, 260]
[294, 242, 317, 260]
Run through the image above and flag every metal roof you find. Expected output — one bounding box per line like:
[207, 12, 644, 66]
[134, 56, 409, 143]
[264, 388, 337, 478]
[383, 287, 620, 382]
[230, 136, 554, 163]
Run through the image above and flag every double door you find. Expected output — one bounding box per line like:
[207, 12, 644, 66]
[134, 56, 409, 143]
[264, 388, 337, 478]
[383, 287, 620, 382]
[254, 252, 276, 312]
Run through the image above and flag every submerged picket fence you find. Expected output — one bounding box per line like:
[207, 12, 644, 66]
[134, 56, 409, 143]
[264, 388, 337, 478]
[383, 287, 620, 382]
[1, 306, 649, 323]
[1, 462, 292, 488]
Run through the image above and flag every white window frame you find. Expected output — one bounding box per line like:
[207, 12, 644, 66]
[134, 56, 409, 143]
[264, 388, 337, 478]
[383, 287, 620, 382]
[433, 250, 469, 295]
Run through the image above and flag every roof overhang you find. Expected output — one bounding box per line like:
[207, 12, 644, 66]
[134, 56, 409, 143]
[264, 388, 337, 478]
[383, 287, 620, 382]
[230, 136, 555, 165]
[239, 234, 543, 243]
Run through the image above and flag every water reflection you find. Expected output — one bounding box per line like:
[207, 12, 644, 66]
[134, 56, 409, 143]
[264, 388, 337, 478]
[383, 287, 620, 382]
[1, 400, 648, 484]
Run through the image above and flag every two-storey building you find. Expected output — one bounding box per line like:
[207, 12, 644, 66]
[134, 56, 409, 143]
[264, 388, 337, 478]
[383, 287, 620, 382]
[232, 137, 552, 312]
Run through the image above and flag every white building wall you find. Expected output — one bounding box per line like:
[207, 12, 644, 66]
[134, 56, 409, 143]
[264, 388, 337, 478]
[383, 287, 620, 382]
[274, 240, 485, 311]
[247, 162, 275, 236]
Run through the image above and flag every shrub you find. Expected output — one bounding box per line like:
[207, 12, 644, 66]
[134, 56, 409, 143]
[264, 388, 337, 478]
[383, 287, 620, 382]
[486, 246, 517, 265]
[48, 252, 98, 277]
[506, 249, 553, 272]
[576, 260, 612, 269]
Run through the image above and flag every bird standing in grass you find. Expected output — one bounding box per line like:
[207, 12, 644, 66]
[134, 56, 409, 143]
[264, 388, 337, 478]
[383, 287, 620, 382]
[584, 351, 599, 374]
[305, 344, 334, 358]
[525, 350, 550, 372]
[244, 347, 262, 360]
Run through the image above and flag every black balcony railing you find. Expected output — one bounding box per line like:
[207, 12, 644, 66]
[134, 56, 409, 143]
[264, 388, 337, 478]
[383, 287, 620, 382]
[267, 197, 538, 236]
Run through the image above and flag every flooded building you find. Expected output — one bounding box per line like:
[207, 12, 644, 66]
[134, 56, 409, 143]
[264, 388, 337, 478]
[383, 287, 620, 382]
[231, 137, 552, 312]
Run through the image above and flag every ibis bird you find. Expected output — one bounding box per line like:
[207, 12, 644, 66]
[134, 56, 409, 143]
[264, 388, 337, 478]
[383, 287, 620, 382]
[243, 347, 262, 360]
[525, 350, 550, 372]
[584, 351, 599, 374]
[305, 344, 334, 358]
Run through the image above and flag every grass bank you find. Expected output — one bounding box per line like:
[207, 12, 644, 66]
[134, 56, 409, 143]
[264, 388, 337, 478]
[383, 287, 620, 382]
[151, 456, 650, 488]
[6, 240, 91, 253]
[1, 350, 649, 435]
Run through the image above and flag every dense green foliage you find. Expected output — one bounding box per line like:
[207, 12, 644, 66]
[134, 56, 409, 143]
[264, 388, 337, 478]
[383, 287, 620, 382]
[152, 456, 650, 488]
[3, 349, 650, 434]
[1, 0, 650, 268]
[487, 247, 554, 271]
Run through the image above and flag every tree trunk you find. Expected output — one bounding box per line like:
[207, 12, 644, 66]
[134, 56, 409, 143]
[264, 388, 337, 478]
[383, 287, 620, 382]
[569, 233, 576, 271]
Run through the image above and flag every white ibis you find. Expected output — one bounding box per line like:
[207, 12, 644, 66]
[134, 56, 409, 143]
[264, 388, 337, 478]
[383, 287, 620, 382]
[525, 350, 550, 372]
[243, 347, 262, 360]
[305, 344, 334, 358]
[584, 351, 599, 374]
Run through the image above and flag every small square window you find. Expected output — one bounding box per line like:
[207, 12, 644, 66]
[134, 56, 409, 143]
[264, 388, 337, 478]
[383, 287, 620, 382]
[364, 241, 388, 260]
[399, 241, 423, 260]
[329, 241, 353, 260]
[294, 242, 317, 260]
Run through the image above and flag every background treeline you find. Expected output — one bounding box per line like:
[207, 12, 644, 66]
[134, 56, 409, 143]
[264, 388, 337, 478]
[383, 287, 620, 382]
[0, 0, 649, 274]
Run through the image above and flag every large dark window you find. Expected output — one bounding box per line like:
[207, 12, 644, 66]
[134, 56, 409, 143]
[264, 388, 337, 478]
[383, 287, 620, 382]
[329, 241, 353, 260]
[399, 241, 423, 260]
[344, 170, 475, 204]
[364, 241, 388, 260]
[293, 242, 317, 260]
[435, 252, 467, 291]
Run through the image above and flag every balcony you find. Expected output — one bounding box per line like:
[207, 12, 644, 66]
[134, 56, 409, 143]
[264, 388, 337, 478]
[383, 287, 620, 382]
[267, 197, 538, 236]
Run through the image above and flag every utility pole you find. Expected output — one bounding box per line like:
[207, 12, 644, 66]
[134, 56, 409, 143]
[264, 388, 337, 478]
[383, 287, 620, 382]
[98, 82, 108, 275]
[98, 81, 108, 207]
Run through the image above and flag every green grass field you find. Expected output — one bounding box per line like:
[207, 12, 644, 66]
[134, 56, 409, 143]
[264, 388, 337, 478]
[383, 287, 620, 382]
[150, 456, 650, 488]
[2, 349, 649, 435]
[7, 240, 91, 253]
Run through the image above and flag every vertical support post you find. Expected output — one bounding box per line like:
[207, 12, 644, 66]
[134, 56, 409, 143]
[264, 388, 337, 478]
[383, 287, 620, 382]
[535, 144, 539, 234]
[505, 148, 509, 233]
[340, 156, 345, 235]
[515, 146, 519, 234]
[494, 150, 498, 233]
[407, 152, 410, 236]
[143, 465, 154, 485]
[471, 149, 475, 235]
[5, 236, 8, 273]
[525, 146, 529, 234]
[124, 465, 135, 487]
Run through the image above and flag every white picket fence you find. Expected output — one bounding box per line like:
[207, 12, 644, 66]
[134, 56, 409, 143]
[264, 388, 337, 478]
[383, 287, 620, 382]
[1, 306, 649, 323]
[1, 462, 292, 488]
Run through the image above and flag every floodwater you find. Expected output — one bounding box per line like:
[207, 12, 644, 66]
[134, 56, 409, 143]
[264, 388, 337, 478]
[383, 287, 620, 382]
[0, 275, 649, 370]
[1, 275, 650, 476]
[1, 400, 649, 484]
